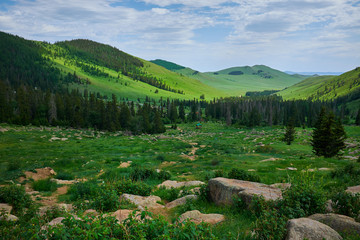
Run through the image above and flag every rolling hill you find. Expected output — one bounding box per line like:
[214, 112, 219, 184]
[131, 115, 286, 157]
[0, 32, 228, 102]
[151, 60, 308, 96]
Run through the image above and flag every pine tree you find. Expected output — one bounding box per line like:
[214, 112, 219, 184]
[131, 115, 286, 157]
[356, 109, 360, 126]
[283, 118, 296, 145]
[311, 107, 346, 158]
[179, 103, 185, 122]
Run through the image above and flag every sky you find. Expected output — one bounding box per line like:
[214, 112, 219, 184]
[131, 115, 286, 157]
[0, 0, 359, 73]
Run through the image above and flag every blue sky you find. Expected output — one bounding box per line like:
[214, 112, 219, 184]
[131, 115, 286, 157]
[0, 0, 359, 72]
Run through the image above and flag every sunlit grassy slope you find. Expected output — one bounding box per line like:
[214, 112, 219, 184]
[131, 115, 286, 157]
[151, 60, 308, 96]
[278, 67, 360, 101]
[40, 42, 229, 101]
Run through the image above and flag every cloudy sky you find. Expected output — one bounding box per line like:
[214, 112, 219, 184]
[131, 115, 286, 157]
[0, 0, 359, 72]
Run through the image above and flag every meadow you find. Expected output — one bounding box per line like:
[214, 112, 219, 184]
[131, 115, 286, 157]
[1, 122, 359, 238]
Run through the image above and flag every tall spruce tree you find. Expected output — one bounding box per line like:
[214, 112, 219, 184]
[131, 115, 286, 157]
[283, 117, 296, 145]
[311, 107, 346, 157]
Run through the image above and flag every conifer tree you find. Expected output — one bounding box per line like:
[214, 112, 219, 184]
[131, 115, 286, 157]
[311, 107, 346, 157]
[283, 118, 296, 145]
[179, 103, 185, 122]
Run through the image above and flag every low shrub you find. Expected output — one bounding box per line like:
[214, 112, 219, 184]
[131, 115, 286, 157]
[114, 179, 152, 196]
[228, 168, 260, 182]
[152, 186, 180, 202]
[68, 180, 100, 201]
[92, 186, 120, 212]
[7, 160, 21, 171]
[332, 191, 360, 220]
[101, 168, 129, 183]
[130, 167, 171, 182]
[0, 185, 33, 214]
[31, 178, 57, 192]
[55, 172, 75, 180]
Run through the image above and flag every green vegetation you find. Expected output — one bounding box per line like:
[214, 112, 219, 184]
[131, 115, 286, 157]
[31, 178, 57, 192]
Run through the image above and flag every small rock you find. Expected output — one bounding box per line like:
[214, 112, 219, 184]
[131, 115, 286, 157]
[285, 218, 342, 240]
[346, 185, 360, 195]
[120, 194, 164, 211]
[178, 210, 224, 225]
[166, 195, 198, 209]
[318, 168, 332, 171]
[118, 161, 132, 168]
[84, 209, 99, 217]
[0, 214, 18, 221]
[0, 203, 12, 214]
[287, 167, 297, 171]
[157, 180, 205, 189]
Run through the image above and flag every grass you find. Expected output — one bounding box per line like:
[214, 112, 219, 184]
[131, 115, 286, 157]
[0, 122, 359, 237]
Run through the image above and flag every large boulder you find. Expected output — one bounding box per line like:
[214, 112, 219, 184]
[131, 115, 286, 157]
[208, 177, 282, 206]
[178, 210, 225, 225]
[286, 218, 342, 240]
[121, 194, 164, 211]
[165, 195, 198, 209]
[157, 180, 204, 189]
[111, 209, 134, 222]
[309, 213, 360, 236]
[0, 203, 12, 214]
[346, 185, 360, 195]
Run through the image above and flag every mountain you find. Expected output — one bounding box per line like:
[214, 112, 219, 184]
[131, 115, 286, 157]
[285, 71, 343, 76]
[151, 60, 308, 96]
[0, 32, 227, 102]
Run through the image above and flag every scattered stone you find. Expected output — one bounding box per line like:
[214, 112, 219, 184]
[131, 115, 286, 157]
[0, 203, 12, 214]
[309, 213, 360, 236]
[208, 177, 282, 206]
[248, 169, 256, 172]
[61, 138, 68, 141]
[318, 168, 332, 171]
[346, 185, 360, 195]
[49, 137, 61, 141]
[51, 179, 77, 185]
[285, 218, 342, 240]
[84, 209, 99, 217]
[260, 157, 281, 162]
[46, 217, 65, 227]
[0, 214, 18, 221]
[111, 209, 134, 222]
[343, 156, 358, 160]
[21, 167, 56, 181]
[157, 180, 205, 189]
[178, 210, 224, 225]
[287, 167, 297, 171]
[325, 200, 334, 213]
[118, 161, 132, 168]
[120, 194, 164, 211]
[166, 195, 198, 209]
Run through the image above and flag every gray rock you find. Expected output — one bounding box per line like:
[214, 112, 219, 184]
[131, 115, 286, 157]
[178, 210, 225, 225]
[286, 218, 342, 240]
[309, 213, 360, 236]
[166, 195, 198, 209]
[208, 177, 282, 206]
[0, 214, 18, 221]
[0, 203, 12, 214]
[121, 194, 164, 211]
[157, 180, 205, 189]
[346, 185, 360, 195]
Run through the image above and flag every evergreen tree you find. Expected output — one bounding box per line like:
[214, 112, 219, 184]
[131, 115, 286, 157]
[311, 107, 346, 158]
[282, 118, 296, 145]
[356, 109, 360, 126]
[169, 102, 178, 123]
[152, 108, 165, 133]
[179, 103, 185, 122]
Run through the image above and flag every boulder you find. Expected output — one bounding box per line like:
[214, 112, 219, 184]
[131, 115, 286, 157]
[0, 214, 18, 221]
[309, 213, 360, 236]
[84, 209, 99, 217]
[47, 217, 65, 227]
[121, 194, 164, 211]
[208, 177, 282, 206]
[111, 209, 134, 222]
[286, 218, 342, 240]
[166, 195, 198, 209]
[346, 185, 360, 195]
[0, 203, 12, 214]
[157, 180, 205, 189]
[178, 210, 224, 225]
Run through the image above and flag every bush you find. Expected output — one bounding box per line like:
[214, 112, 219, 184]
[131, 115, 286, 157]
[0, 185, 33, 214]
[332, 191, 360, 220]
[55, 172, 75, 180]
[130, 167, 171, 182]
[68, 180, 100, 201]
[254, 208, 287, 240]
[7, 160, 21, 171]
[152, 187, 180, 202]
[228, 168, 260, 182]
[114, 179, 152, 196]
[92, 186, 120, 212]
[31, 178, 57, 192]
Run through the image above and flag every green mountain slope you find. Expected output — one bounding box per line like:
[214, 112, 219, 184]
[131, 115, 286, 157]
[278, 67, 360, 101]
[151, 60, 308, 96]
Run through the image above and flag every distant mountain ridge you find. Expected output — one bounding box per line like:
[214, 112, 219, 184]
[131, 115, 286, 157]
[285, 71, 343, 76]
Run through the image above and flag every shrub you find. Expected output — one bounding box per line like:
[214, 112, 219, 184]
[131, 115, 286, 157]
[228, 168, 260, 182]
[130, 167, 171, 182]
[7, 160, 21, 171]
[55, 172, 75, 180]
[254, 208, 287, 240]
[101, 168, 129, 183]
[68, 180, 100, 201]
[211, 159, 220, 166]
[114, 179, 152, 196]
[92, 186, 120, 212]
[0, 185, 33, 214]
[332, 191, 360, 220]
[255, 145, 276, 153]
[152, 186, 180, 202]
[31, 178, 57, 192]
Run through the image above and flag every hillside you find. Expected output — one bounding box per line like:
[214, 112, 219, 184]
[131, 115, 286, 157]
[0, 32, 227, 102]
[278, 67, 360, 101]
[151, 60, 308, 96]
